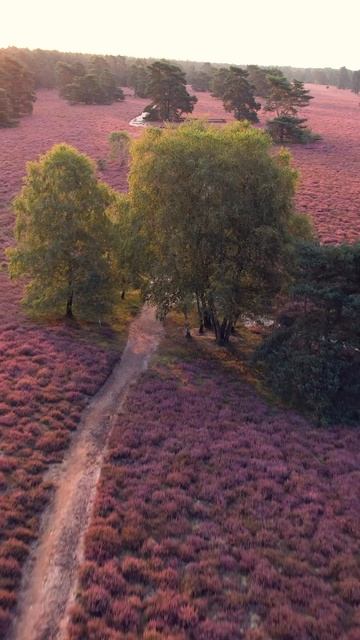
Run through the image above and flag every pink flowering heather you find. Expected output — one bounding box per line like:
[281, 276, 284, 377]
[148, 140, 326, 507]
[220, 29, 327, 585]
[70, 329, 360, 639]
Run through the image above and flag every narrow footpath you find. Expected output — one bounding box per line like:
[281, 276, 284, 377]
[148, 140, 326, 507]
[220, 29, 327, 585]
[12, 306, 163, 640]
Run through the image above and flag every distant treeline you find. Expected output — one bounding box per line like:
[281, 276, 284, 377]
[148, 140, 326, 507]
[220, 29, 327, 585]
[2, 47, 360, 94]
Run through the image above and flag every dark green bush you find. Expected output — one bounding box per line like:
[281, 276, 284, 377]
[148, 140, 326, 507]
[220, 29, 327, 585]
[266, 116, 321, 144]
[255, 323, 360, 425]
[254, 242, 360, 425]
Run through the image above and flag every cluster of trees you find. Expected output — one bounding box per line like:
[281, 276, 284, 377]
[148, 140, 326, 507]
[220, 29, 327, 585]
[2, 46, 359, 95]
[8, 123, 302, 336]
[56, 57, 124, 105]
[57, 56, 196, 119]
[57, 54, 319, 137]
[1, 47, 130, 89]
[0, 52, 35, 127]
[210, 66, 316, 143]
[337, 65, 360, 94]
[9, 123, 359, 424]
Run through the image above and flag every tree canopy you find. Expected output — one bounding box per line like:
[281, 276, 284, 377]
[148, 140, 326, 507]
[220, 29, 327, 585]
[246, 65, 271, 97]
[126, 121, 301, 343]
[56, 57, 124, 105]
[0, 52, 35, 127]
[8, 144, 120, 319]
[128, 63, 150, 97]
[264, 73, 315, 143]
[352, 70, 360, 94]
[255, 242, 360, 424]
[146, 61, 197, 121]
[220, 66, 260, 122]
[338, 66, 351, 90]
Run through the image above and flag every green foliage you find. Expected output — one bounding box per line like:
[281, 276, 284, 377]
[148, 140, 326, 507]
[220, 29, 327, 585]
[255, 242, 360, 425]
[246, 65, 271, 97]
[128, 63, 150, 97]
[210, 68, 229, 98]
[146, 61, 197, 121]
[108, 193, 146, 296]
[8, 144, 120, 319]
[0, 52, 35, 127]
[264, 74, 316, 143]
[190, 70, 212, 92]
[287, 212, 315, 242]
[338, 66, 351, 90]
[56, 61, 85, 97]
[266, 115, 320, 144]
[352, 70, 360, 95]
[2, 47, 355, 92]
[220, 66, 260, 122]
[0, 88, 14, 127]
[108, 131, 130, 165]
[264, 75, 313, 116]
[57, 57, 124, 105]
[255, 327, 357, 425]
[127, 121, 298, 343]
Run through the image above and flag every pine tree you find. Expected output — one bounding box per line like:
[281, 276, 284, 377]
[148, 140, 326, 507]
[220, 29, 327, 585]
[246, 65, 271, 97]
[221, 66, 260, 122]
[146, 61, 197, 121]
[8, 144, 119, 319]
[264, 74, 315, 143]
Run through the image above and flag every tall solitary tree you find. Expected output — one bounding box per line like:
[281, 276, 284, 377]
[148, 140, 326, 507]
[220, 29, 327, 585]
[221, 66, 260, 122]
[264, 74, 315, 143]
[8, 144, 119, 319]
[146, 61, 197, 121]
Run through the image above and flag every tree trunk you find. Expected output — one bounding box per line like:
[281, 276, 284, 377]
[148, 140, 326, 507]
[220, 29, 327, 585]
[209, 307, 221, 344]
[196, 294, 204, 334]
[66, 291, 73, 319]
[121, 290, 126, 300]
[214, 316, 233, 345]
[201, 295, 213, 330]
[183, 305, 192, 339]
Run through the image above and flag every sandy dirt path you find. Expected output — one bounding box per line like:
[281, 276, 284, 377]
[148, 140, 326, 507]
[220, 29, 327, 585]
[12, 306, 163, 640]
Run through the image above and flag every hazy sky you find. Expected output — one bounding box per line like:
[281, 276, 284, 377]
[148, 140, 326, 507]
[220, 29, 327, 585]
[2, 0, 359, 69]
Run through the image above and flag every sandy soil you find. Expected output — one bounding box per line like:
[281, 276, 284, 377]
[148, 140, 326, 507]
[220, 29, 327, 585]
[11, 306, 163, 640]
